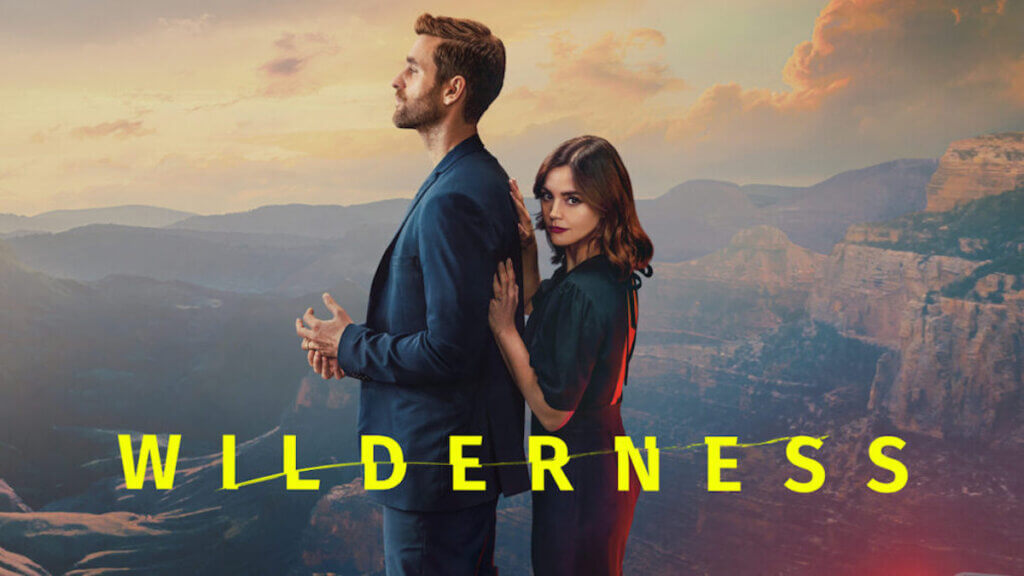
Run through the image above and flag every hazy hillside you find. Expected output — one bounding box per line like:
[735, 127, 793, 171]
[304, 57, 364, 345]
[168, 199, 409, 238]
[638, 158, 936, 261]
[0, 245, 367, 506]
[762, 158, 939, 252]
[6, 225, 390, 294]
[0, 205, 195, 236]
[638, 179, 763, 261]
[4, 160, 935, 294]
[2, 143, 1023, 575]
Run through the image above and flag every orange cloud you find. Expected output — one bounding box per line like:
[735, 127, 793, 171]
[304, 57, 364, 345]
[497, 28, 686, 137]
[664, 0, 1022, 143]
[241, 129, 420, 160]
[782, 0, 1016, 97]
[541, 29, 686, 106]
[71, 120, 152, 139]
[259, 32, 339, 98]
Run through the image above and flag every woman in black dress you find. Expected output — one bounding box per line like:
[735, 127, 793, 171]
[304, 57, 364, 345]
[488, 135, 653, 576]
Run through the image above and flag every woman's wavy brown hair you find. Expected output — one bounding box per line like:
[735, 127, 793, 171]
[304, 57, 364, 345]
[534, 135, 653, 278]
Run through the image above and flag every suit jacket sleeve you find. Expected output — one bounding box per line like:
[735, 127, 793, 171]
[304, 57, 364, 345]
[336, 191, 498, 385]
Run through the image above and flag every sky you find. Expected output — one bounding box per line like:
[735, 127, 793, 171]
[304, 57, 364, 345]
[1, 0, 1022, 216]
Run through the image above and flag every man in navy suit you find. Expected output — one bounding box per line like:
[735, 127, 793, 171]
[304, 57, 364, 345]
[295, 13, 528, 576]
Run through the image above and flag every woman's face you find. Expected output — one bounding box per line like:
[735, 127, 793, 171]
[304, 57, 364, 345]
[539, 165, 601, 251]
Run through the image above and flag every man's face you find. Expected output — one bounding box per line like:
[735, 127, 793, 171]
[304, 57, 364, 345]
[391, 35, 445, 129]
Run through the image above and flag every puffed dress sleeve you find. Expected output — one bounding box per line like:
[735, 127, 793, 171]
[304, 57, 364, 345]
[528, 283, 608, 412]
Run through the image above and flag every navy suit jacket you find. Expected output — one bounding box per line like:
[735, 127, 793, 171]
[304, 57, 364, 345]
[337, 134, 529, 511]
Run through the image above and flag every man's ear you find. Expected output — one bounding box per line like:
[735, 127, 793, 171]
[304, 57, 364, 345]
[443, 75, 466, 107]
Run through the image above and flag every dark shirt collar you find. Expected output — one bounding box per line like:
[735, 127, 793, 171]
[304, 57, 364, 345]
[542, 254, 611, 292]
[433, 133, 484, 176]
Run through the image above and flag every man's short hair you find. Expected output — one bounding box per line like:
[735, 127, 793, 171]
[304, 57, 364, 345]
[414, 13, 505, 124]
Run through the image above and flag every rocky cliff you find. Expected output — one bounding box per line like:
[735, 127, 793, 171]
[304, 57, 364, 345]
[0, 480, 31, 513]
[810, 165, 1024, 439]
[807, 242, 980, 348]
[0, 547, 49, 576]
[643, 225, 824, 340]
[667, 225, 822, 289]
[871, 293, 1024, 440]
[925, 132, 1024, 212]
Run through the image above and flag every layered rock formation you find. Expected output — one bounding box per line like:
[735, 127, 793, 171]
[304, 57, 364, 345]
[667, 225, 822, 289]
[809, 137, 1024, 440]
[925, 132, 1024, 212]
[0, 547, 49, 576]
[807, 242, 981, 347]
[296, 479, 385, 576]
[644, 226, 824, 340]
[0, 480, 31, 513]
[872, 295, 1024, 440]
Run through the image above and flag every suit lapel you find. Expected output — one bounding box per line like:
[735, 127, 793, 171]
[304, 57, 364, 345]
[365, 172, 439, 318]
[364, 134, 485, 320]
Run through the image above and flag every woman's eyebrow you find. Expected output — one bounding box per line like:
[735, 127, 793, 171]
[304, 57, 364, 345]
[538, 187, 578, 196]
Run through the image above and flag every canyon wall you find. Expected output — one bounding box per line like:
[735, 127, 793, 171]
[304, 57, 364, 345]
[925, 132, 1024, 212]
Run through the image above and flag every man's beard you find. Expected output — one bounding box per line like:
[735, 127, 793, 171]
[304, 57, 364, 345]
[392, 87, 444, 129]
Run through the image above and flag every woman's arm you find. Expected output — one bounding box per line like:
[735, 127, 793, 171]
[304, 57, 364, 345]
[510, 178, 541, 314]
[489, 259, 573, 432]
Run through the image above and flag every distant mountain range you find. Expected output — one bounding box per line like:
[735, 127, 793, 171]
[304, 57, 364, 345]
[0, 205, 195, 237]
[167, 199, 409, 238]
[4, 159, 937, 293]
[4, 225, 386, 295]
[638, 158, 938, 260]
[1, 133, 1023, 576]
[0, 244, 367, 506]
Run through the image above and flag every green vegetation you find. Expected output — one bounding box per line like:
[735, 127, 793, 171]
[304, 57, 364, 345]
[859, 186, 1024, 300]
[941, 253, 1024, 301]
[859, 186, 1024, 261]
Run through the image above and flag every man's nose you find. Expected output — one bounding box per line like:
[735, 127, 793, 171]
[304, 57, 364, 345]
[391, 73, 403, 91]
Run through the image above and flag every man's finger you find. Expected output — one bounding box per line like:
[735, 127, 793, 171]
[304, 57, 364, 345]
[296, 318, 315, 340]
[303, 307, 321, 329]
[327, 357, 343, 380]
[313, 351, 323, 375]
[308, 349, 315, 367]
[323, 293, 343, 316]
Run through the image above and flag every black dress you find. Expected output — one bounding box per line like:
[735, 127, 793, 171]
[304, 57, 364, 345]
[525, 254, 643, 576]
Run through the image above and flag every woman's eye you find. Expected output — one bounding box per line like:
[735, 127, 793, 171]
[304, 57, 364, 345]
[540, 192, 553, 201]
[567, 196, 581, 205]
